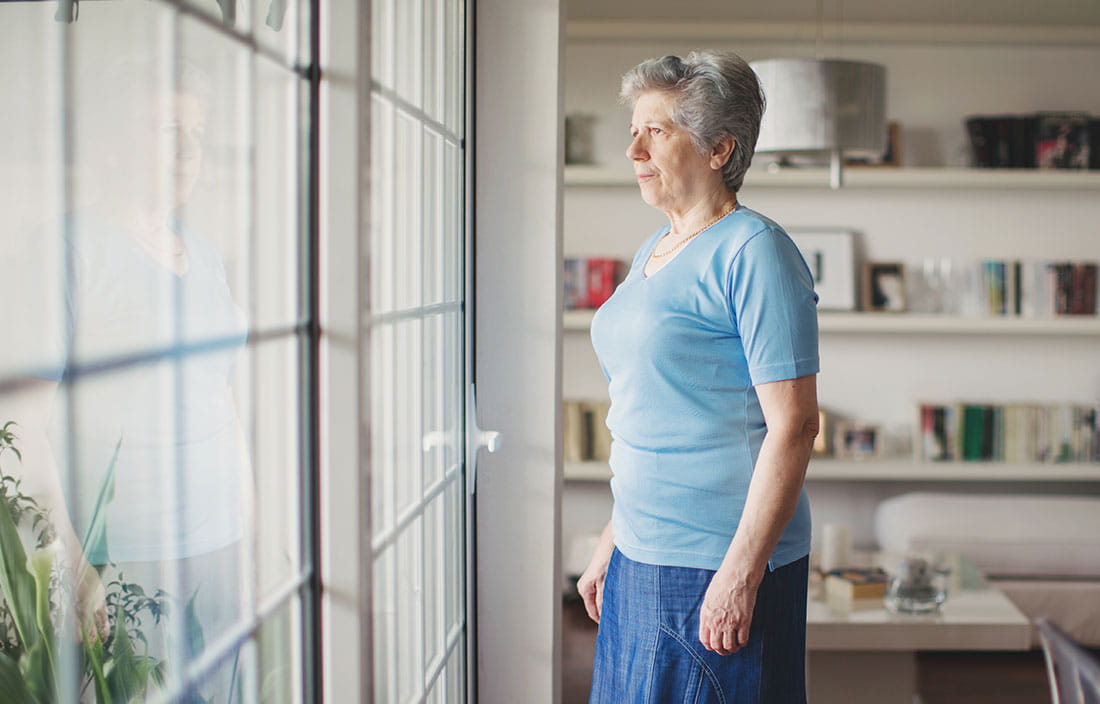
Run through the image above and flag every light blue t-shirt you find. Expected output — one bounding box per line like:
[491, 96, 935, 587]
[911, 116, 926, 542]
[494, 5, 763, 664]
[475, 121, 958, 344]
[590, 204, 819, 571]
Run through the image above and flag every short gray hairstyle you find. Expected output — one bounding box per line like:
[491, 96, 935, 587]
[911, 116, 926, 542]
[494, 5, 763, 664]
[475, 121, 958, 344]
[620, 50, 765, 194]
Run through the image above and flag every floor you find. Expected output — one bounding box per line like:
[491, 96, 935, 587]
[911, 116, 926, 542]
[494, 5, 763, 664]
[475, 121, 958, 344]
[561, 596, 1059, 704]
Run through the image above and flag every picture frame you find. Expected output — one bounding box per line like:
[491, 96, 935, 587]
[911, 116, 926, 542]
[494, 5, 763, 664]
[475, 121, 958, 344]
[862, 261, 907, 312]
[812, 408, 832, 457]
[788, 231, 857, 311]
[834, 422, 882, 460]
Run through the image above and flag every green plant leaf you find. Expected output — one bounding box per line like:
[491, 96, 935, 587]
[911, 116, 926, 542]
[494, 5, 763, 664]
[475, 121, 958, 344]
[26, 546, 56, 683]
[183, 590, 205, 659]
[84, 628, 113, 704]
[22, 638, 57, 704]
[0, 649, 37, 704]
[80, 438, 122, 559]
[105, 614, 140, 703]
[0, 480, 38, 651]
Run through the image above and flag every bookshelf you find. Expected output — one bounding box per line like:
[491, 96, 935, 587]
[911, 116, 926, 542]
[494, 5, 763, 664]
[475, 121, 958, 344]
[565, 459, 1100, 483]
[565, 165, 1100, 190]
[564, 309, 1100, 336]
[559, 17, 1100, 564]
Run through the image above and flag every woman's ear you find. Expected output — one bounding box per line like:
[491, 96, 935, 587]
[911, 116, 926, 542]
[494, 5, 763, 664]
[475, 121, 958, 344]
[710, 136, 736, 170]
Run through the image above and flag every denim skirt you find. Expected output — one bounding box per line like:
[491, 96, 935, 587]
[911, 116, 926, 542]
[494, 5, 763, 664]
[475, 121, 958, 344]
[589, 548, 808, 704]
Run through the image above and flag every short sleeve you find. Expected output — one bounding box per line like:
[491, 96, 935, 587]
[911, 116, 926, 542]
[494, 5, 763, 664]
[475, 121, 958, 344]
[726, 227, 820, 386]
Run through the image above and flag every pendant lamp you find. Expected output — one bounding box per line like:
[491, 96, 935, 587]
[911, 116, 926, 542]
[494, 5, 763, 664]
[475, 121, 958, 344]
[750, 57, 886, 189]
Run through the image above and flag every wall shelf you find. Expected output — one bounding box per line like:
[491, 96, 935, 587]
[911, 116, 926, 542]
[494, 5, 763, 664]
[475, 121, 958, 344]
[564, 165, 1100, 191]
[566, 459, 1100, 482]
[807, 459, 1100, 482]
[564, 461, 612, 482]
[564, 309, 1100, 336]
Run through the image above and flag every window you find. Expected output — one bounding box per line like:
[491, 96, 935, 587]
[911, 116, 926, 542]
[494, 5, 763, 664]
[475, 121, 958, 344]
[0, 1, 315, 701]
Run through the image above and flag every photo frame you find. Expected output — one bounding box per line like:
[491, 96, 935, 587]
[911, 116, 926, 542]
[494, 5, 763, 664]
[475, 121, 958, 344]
[862, 261, 907, 312]
[834, 422, 882, 460]
[788, 231, 857, 311]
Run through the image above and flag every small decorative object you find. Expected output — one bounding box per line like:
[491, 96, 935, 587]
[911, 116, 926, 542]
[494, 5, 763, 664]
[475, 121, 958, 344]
[819, 523, 852, 573]
[884, 555, 950, 614]
[1036, 113, 1090, 170]
[812, 408, 831, 456]
[564, 113, 598, 165]
[846, 121, 902, 167]
[824, 567, 889, 603]
[788, 231, 857, 311]
[862, 261, 907, 312]
[834, 422, 881, 459]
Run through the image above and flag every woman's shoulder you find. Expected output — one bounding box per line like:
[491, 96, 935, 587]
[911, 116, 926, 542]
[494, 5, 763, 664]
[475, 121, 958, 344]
[714, 205, 795, 259]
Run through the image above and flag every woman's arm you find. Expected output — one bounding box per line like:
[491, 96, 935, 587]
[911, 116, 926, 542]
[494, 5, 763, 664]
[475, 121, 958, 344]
[577, 520, 615, 623]
[698, 374, 818, 655]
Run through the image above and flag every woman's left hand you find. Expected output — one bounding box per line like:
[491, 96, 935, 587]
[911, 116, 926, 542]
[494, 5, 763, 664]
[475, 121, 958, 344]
[699, 568, 761, 656]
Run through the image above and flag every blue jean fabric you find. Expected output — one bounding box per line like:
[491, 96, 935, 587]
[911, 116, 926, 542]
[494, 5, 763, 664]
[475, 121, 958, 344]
[589, 548, 809, 704]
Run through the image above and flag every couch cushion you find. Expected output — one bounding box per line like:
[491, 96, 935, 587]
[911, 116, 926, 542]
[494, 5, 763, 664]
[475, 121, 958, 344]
[874, 492, 1100, 579]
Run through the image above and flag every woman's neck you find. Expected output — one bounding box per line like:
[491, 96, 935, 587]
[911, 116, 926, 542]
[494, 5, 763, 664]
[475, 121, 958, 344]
[665, 188, 737, 236]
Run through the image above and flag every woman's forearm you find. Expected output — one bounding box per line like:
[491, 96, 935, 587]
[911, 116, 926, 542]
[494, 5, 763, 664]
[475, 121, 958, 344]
[718, 424, 815, 584]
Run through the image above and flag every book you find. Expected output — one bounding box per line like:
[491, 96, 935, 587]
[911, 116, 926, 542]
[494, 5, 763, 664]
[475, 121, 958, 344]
[824, 567, 889, 601]
[1036, 113, 1091, 170]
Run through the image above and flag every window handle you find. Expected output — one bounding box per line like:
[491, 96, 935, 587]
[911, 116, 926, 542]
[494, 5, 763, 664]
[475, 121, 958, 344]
[467, 383, 501, 495]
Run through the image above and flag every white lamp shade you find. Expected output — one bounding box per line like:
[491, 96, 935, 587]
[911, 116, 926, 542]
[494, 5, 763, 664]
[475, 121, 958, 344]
[751, 58, 886, 158]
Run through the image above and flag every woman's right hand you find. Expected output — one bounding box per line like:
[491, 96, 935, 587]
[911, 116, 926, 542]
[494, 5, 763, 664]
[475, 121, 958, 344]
[71, 551, 109, 642]
[577, 557, 609, 623]
[576, 522, 615, 623]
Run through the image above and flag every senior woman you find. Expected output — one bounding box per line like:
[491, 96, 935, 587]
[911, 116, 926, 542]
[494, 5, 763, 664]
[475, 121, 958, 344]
[577, 50, 820, 703]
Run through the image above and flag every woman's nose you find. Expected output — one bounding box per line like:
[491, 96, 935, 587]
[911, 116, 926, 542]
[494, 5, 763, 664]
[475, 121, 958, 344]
[177, 131, 202, 161]
[626, 135, 647, 161]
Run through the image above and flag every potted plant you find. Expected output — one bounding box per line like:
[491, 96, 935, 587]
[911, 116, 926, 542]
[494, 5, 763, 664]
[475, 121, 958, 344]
[0, 421, 197, 703]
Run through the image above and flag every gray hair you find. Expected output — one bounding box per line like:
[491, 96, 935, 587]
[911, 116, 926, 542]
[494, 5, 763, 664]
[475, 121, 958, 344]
[620, 51, 765, 194]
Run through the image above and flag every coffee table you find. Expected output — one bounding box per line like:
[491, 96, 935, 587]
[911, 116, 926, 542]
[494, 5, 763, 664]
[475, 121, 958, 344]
[806, 553, 1031, 704]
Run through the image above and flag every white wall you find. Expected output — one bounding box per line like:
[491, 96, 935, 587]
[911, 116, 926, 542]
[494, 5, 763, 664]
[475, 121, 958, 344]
[561, 34, 1100, 557]
[474, 0, 564, 702]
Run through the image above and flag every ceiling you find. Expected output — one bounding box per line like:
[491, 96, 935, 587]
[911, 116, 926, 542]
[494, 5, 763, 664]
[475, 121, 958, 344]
[566, 0, 1100, 27]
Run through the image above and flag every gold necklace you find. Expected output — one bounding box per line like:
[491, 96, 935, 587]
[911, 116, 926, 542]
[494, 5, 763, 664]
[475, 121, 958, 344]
[651, 202, 736, 259]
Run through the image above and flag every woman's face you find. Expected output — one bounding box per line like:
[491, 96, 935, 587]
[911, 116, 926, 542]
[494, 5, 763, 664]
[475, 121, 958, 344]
[626, 91, 721, 214]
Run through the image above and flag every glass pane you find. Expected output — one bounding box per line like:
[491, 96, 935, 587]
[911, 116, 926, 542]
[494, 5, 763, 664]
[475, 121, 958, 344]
[397, 520, 424, 702]
[423, 0, 442, 122]
[370, 323, 395, 538]
[251, 0, 307, 68]
[0, 0, 314, 701]
[370, 94, 396, 314]
[423, 130, 444, 306]
[255, 597, 306, 704]
[251, 54, 302, 330]
[395, 112, 424, 311]
[395, 0, 424, 109]
[373, 546, 397, 702]
[423, 492, 445, 673]
[372, 0, 395, 89]
[0, 8, 64, 381]
[395, 318, 423, 517]
[443, 139, 463, 302]
[238, 337, 303, 602]
[444, 0, 464, 134]
[445, 479, 465, 634]
[423, 314, 445, 489]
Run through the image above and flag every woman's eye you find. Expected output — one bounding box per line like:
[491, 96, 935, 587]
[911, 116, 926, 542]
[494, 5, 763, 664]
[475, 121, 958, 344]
[650, 127, 663, 135]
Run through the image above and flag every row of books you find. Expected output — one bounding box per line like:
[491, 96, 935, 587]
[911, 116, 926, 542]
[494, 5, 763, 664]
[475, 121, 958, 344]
[977, 260, 1098, 317]
[564, 258, 624, 310]
[564, 400, 612, 463]
[918, 403, 1099, 464]
[965, 113, 1100, 169]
